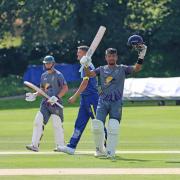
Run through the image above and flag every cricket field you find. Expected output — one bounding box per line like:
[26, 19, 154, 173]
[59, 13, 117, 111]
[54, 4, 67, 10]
[0, 98, 180, 179]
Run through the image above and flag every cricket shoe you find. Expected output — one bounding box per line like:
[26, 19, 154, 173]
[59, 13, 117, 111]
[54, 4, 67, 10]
[54, 145, 67, 152]
[26, 144, 39, 152]
[94, 147, 107, 157]
[59, 146, 75, 155]
[107, 154, 116, 160]
[106, 151, 116, 161]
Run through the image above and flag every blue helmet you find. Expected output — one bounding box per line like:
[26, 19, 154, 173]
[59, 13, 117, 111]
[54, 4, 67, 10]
[127, 35, 144, 47]
[43, 55, 55, 64]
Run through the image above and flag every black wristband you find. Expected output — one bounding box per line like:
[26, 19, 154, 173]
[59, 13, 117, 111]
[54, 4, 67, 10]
[137, 58, 144, 65]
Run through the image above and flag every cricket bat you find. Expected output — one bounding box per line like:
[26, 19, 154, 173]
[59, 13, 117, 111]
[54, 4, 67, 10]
[79, 26, 106, 72]
[24, 81, 63, 109]
[86, 26, 106, 58]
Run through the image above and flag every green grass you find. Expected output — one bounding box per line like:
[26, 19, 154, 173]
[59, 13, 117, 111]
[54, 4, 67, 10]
[0, 153, 180, 168]
[0, 99, 180, 179]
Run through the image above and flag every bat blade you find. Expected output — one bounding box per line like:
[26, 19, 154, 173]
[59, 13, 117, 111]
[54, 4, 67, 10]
[24, 81, 63, 109]
[86, 26, 106, 58]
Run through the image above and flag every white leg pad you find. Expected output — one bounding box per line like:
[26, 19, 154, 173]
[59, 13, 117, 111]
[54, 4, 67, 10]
[51, 114, 64, 147]
[32, 111, 44, 148]
[106, 119, 120, 157]
[91, 119, 105, 152]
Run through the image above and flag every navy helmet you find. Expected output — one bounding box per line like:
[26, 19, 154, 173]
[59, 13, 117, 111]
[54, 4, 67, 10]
[43, 55, 55, 64]
[127, 35, 144, 47]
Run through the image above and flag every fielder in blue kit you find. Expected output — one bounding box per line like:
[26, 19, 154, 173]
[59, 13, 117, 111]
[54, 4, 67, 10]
[58, 45, 107, 155]
[83, 36, 147, 158]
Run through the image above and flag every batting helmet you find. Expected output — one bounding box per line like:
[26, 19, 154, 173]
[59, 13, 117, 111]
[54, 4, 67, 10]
[127, 35, 144, 47]
[43, 55, 55, 64]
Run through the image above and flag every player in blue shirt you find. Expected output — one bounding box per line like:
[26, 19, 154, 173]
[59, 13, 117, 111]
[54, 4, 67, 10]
[58, 45, 106, 154]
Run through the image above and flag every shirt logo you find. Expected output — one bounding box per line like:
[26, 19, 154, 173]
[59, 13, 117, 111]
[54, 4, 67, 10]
[44, 83, 50, 91]
[105, 76, 113, 84]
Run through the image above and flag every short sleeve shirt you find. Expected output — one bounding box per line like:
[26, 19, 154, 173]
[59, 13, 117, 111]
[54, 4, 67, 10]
[40, 69, 67, 99]
[94, 64, 133, 101]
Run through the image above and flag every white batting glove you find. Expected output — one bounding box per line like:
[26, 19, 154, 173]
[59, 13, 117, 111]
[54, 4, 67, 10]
[80, 56, 92, 67]
[47, 96, 59, 105]
[138, 44, 147, 59]
[25, 92, 37, 102]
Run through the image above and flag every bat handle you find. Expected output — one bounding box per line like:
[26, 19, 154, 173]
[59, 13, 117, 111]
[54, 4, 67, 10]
[55, 101, 64, 109]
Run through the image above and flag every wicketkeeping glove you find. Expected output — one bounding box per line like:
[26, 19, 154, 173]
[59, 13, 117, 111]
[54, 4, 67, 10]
[47, 96, 59, 105]
[25, 92, 37, 102]
[138, 44, 147, 59]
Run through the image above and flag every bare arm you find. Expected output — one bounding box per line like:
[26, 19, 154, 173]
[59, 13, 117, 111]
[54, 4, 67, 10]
[68, 78, 89, 104]
[57, 84, 68, 98]
[84, 66, 97, 77]
[133, 63, 142, 73]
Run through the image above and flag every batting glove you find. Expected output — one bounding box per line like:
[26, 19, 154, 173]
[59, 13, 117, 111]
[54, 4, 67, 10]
[80, 56, 92, 67]
[25, 92, 37, 102]
[138, 44, 147, 59]
[47, 96, 59, 105]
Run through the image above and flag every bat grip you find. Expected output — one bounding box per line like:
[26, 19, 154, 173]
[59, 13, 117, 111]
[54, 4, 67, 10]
[55, 101, 64, 109]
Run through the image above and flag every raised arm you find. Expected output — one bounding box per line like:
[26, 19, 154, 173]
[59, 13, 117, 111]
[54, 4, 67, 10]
[133, 44, 147, 73]
[84, 66, 97, 77]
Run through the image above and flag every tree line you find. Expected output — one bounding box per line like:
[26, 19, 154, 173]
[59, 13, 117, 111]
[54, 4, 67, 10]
[0, 0, 179, 77]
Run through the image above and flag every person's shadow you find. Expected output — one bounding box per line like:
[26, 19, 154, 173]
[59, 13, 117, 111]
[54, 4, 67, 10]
[165, 161, 180, 164]
[98, 155, 151, 163]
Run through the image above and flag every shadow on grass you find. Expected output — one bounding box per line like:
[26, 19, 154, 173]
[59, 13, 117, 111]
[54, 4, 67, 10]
[166, 161, 180, 164]
[116, 156, 150, 162]
[95, 155, 151, 163]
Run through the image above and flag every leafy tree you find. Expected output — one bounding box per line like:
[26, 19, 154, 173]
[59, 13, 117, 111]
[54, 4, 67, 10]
[0, 0, 180, 77]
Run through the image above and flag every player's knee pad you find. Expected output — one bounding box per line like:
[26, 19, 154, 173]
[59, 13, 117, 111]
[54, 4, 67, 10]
[108, 118, 119, 135]
[92, 119, 105, 152]
[32, 111, 44, 147]
[34, 111, 44, 127]
[51, 114, 64, 147]
[51, 114, 62, 129]
[91, 119, 104, 133]
[106, 119, 120, 157]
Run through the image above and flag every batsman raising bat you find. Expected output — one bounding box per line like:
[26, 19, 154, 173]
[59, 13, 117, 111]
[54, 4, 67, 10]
[25, 55, 68, 152]
[83, 35, 147, 158]
[56, 26, 107, 155]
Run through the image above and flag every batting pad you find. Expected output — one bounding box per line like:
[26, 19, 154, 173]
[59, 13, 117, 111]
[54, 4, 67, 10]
[51, 114, 64, 147]
[106, 118, 120, 157]
[32, 111, 44, 148]
[91, 119, 105, 152]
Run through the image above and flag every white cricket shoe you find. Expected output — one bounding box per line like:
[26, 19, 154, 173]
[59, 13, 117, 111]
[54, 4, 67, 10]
[107, 155, 116, 161]
[106, 150, 116, 160]
[94, 147, 107, 157]
[55, 145, 75, 155]
[65, 146, 75, 155]
[26, 144, 39, 152]
[54, 146, 66, 152]
[57, 146, 75, 155]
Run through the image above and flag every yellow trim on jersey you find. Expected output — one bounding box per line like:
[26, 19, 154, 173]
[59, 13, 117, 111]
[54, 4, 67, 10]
[83, 76, 89, 80]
